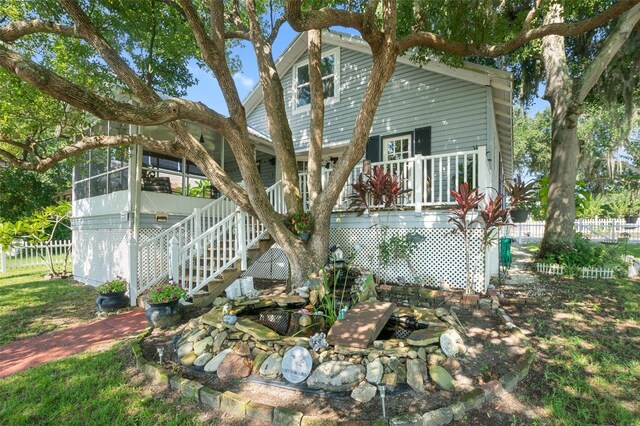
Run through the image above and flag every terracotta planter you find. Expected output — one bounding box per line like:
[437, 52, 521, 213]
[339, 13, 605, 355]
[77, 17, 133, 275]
[510, 209, 529, 223]
[96, 291, 129, 312]
[146, 299, 183, 328]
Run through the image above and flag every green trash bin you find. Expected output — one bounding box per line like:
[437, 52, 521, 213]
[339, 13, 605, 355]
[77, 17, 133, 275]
[500, 237, 512, 272]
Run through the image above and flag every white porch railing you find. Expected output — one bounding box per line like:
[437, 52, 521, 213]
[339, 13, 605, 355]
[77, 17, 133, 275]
[0, 240, 72, 273]
[174, 181, 286, 297]
[299, 147, 490, 211]
[136, 195, 236, 296]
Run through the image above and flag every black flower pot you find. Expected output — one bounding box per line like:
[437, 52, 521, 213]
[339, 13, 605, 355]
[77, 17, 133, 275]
[624, 215, 638, 224]
[96, 291, 129, 312]
[146, 299, 183, 328]
[510, 209, 529, 223]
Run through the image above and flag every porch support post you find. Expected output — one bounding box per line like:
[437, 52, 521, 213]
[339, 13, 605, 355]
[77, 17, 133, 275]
[128, 142, 142, 307]
[477, 146, 489, 194]
[237, 209, 248, 271]
[168, 236, 180, 284]
[414, 155, 423, 214]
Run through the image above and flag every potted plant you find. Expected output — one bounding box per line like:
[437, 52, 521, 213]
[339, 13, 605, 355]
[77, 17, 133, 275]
[624, 199, 640, 224]
[504, 175, 537, 223]
[145, 280, 187, 328]
[288, 212, 314, 241]
[95, 277, 129, 312]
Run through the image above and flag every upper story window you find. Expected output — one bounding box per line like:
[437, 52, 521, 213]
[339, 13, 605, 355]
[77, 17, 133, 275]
[294, 48, 340, 112]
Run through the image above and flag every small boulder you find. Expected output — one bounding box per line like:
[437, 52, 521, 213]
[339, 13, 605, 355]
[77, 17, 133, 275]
[428, 365, 455, 390]
[212, 331, 228, 353]
[193, 336, 213, 356]
[204, 348, 232, 372]
[406, 359, 426, 393]
[259, 353, 283, 379]
[406, 328, 446, 346]
[306, 361, 365, 392]
[177, 342, 194, 358]
[217, 353, 252, 381]
[233, 341, 251, 357]
[351, 381, 377, 403]
[193, 352, 213, 367]
[180, 352, 197, 366]
[366, 358, 384, 384]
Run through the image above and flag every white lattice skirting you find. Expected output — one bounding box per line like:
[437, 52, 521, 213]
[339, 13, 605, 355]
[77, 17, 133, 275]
[73, 229, 130, 286]
[244, 228, 486, 293]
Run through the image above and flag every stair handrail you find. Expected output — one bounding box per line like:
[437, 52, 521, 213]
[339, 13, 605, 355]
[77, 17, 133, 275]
[136, 195, 235, 295]
[177, 181, 286, 297]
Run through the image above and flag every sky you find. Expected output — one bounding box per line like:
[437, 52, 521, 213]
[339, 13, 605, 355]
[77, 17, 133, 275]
[185, 23, 549, 118]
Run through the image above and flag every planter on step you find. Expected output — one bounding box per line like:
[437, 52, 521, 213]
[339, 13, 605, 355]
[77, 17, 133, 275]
[96, 291, 129, 312]
[624, 214, 638, 224]
[298, 232, 310, 242]
[146, 299, 183, 328]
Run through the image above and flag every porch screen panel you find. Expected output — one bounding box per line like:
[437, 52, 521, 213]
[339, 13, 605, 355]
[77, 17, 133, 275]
[365, 135, 381, 163]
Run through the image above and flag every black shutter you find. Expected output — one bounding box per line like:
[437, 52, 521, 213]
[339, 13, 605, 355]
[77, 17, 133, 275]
[365, 135, 381, 162]
[414, 126, 431, 156]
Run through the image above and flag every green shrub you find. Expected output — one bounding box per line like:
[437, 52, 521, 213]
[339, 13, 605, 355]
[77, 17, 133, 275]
[537, 234, 626, 276]
[96, 278, 127, 294]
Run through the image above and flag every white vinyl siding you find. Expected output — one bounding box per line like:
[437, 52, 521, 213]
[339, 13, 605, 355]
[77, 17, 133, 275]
[247, 45, 487, 156]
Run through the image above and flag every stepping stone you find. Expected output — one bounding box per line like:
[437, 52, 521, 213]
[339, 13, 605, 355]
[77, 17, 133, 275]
[406, 328, 447, 346]
[235, 318, 280, 341]
[327, 301, 396, 349]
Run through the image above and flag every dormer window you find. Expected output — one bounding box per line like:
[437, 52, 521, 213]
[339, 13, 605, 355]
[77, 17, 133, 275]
[294, 48, 339, 112]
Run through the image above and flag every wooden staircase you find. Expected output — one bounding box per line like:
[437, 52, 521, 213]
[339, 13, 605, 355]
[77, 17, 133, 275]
[190, 237, 275, 306]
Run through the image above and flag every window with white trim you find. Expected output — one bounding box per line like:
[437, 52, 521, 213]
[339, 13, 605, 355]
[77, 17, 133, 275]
[383, 134, 412, 161]
[293, 49, 339, 111]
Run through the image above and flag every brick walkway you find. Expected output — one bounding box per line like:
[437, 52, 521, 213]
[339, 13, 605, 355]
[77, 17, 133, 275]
[0, 309, 148, 379]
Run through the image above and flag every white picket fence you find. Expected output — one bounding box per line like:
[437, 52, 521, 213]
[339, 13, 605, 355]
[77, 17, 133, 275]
[0, 240, 72, 273]
[509, 218, 640, 243]
[536, 262, 615, 279]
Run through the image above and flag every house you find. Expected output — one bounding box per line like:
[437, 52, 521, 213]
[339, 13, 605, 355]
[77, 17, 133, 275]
[242, 30, 513, 292]
[70, 29, 513, 303]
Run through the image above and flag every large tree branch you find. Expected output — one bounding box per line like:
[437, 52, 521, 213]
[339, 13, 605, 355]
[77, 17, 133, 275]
[286, 1, 368, 39]
[577, 4, 640, 103]
[397, 0, 640, 56]
[306, 29, 324, 208]
[0, 19, 79, 42]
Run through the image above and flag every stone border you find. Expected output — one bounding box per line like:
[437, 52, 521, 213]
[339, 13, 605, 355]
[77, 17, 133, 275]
[377, 286, 500, 312]
[130, 319, 535, 424]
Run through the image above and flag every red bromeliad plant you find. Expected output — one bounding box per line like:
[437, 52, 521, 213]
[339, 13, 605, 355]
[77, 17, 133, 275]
[449, 183, 511, 294]
[349, 166, 411, 215]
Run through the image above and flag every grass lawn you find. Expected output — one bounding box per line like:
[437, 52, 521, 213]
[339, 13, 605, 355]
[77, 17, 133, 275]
[0, 344, 207, 425]
[0, 267, 98, 344]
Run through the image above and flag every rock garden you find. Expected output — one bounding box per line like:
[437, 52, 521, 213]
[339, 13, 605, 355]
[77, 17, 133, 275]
[137, 264, 533, 424]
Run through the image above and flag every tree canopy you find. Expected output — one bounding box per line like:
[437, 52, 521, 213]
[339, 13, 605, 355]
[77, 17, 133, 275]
[1, 0, 638, 283]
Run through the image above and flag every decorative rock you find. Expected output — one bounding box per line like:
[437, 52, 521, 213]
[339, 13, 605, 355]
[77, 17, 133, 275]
[217, 353, 252, 381]
[273, 407, 304, 426]
[252, 351, 269, 374]
[193, 336, 213, 356]
[406, 328, 446, 346]
[271, 294, 306, 307]
[187, 328, 208, 343]
[351, 381, 377, 403]
[367, 351, 380, 362]
[177, 342, 194, 358]
[180, 352, 197, 365]
[422, 407, 453, 426]
[382, 372, 398, 392]
[306, 361, 365, 392]
[406, 359, 426, 393]
[193, 352, 213, 367]
[395, 365, 407, 384]
[417, 347, 427, 361]
[389, 413, 423, 425]
[233, 341, 250, 357]
[212, 331, 228, 353]
[429, 365, 455, 390]
[441, 358, 462, 376]
[388, 357, 401, 372]
[366, 358, 384, 384]
[407, 350, 417, 359]
[259, 353, 283, 379]
[235, 318, 280, 341]
[200, 309, 224, 326]
[204, 348, 232, 372]
[428, 353, 446, 365]
[440, 329, 464, 357]
[373, 340, 384, 349]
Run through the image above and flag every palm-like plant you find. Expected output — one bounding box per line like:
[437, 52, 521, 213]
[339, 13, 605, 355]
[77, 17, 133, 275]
[349, 166, 411, 215]
[504, 175, 537, 210]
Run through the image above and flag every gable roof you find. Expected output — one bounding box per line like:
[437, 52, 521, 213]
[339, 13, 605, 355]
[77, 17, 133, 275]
[243, 29, 513, 177]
